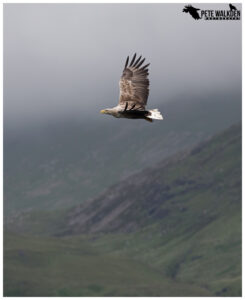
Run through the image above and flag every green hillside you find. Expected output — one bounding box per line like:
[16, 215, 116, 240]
[66, 123, 241, 235]
[4, 95, 241, 216]
[4, 123, 241, 296]
[4, 233, 212, 297]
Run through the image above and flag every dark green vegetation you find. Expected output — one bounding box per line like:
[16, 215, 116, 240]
[4, 234, 211, 297]
[5, 94, 241, 216]
[5, 123, 241, 296]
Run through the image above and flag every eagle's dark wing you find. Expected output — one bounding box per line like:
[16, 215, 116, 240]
[118, 54, 150, 110]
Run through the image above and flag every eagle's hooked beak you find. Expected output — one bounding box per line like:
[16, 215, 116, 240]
[100, 110, 106, 114]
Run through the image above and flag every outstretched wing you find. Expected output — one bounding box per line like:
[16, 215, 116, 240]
[118, 54, 150, 110]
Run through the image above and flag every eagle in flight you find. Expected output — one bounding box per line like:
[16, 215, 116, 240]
[100, 54, 163, 122]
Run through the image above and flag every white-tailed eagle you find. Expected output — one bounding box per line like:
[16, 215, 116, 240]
[100, 54, 163, 122]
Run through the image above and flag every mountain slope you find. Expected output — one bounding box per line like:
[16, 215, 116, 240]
[5, 123, 241, 296]
[67, 123, 241, 235]
[4, 94, 241, 216]
[62, 122, 241, 296]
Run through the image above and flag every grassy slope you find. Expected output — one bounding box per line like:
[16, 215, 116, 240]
[76, 124, 241, 296]
[4, 234, 211, 297]
[4, 123, 241, 296]
[66, 123, 241, 235]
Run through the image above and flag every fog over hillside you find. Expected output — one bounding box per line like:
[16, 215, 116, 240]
[4, 94, 241, 216]
[4, 3, 241, 132]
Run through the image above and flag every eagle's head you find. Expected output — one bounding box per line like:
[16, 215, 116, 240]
[100, 109, 111, 115]
[100, 108, 120, 118]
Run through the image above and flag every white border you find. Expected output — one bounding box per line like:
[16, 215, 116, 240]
[1, 1, 243, 300]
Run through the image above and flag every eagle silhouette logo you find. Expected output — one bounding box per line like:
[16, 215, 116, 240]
[229, 4, 237, 11]
[183, 5, 201, 20]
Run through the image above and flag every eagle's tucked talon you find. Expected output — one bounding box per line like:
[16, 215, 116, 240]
[124, 102, 128, 112]
[130, 104, 136, 111]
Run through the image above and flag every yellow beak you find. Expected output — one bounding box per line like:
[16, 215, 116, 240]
[100, 110, 106, 114]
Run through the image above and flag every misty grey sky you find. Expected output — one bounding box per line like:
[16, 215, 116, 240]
[4, 3, 241, 128]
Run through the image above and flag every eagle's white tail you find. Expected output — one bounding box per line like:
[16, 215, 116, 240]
[148, 109, 163, 120]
